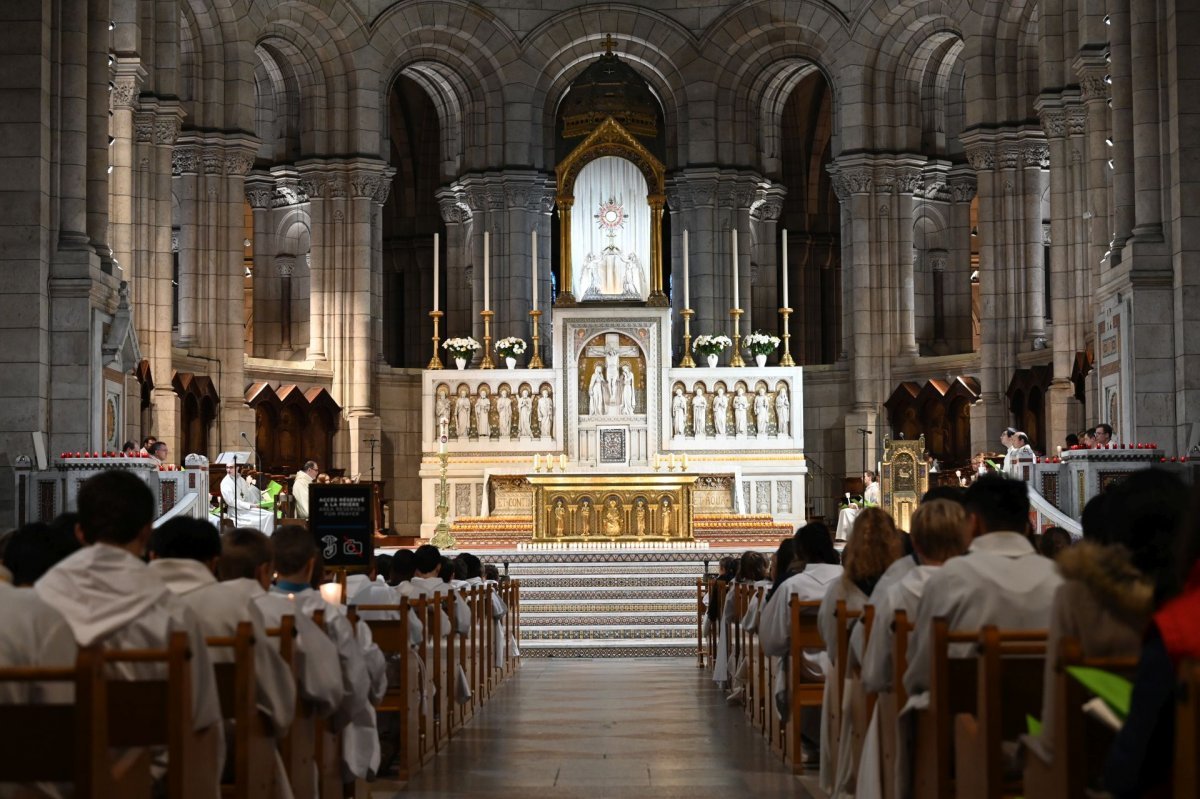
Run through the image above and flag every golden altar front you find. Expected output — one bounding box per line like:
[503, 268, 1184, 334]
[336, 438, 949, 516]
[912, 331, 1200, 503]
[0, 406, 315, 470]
[525, 472, 698, 541]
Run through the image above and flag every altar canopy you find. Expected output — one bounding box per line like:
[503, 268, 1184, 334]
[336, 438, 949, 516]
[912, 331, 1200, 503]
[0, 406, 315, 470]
[571, 156, 651, 301]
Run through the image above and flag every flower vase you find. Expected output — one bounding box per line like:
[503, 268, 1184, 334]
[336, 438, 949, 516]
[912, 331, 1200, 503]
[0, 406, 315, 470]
[755, 353, 767, 367]
[505, 357, 516, 370]
[706, 354, 718, 368]
[455, 357, 467, 370]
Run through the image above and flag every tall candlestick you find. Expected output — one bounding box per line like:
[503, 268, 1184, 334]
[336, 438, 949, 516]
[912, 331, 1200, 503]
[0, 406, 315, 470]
[531, 229, 538, 311]
[682, 229, 690, 308]
[731, 228, 739, 309]
[483, 230, 490, 311]
[433, 232, 439, 312]
[781, 228, 788, 309]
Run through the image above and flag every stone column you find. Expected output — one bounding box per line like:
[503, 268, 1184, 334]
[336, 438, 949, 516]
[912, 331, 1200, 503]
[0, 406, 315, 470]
[275, 256, 295, 352]
[1129, 0, 1163, 243]
[57, 0, 91, 255]
[894, 166, 923, 357]
[1106, 0, 1135, 261]
[109, 59, 144, 282]
[929, 250, 948, 345]
[435, 187, 472, 350]
[297, 169, 327, 361]
[1075, 52, 1112, 303]
[947, 172, 977, 354]
[750, 185, 786, 352]
[244, 175, 274, 355]
[85, 0, 113, 273]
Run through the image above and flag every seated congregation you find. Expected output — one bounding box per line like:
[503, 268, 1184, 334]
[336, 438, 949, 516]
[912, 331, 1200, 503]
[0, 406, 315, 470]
[0, 470, 521, 797]
[701, 472, 1200, 798]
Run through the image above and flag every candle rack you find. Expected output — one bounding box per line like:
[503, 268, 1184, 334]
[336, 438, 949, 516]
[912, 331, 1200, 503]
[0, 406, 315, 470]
[778, 307, 796, 367]
[479, 309, 496, 369]
[679, 308, 696, 367]
[729, 308, 745, 367]
[427, 310, 444, 369]
[528, 309, 545, 369]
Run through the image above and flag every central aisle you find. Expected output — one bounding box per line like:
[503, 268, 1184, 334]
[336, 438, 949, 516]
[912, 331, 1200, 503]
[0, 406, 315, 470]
[378, 658, 810, 798]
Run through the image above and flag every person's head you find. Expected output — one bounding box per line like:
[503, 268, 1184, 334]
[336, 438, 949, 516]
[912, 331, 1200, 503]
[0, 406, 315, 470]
[141, 436, 156, 450]
[271, 524, 317, 583]
[921, 485, 965, 505]
[389, 549, 416, 585]
[1081, 428, 1096, 447]
[483, 564, 500, 582]
[302, 460, 319, 478]
[909, 499, 969, 565]
[149, 517, 222, 572]
[794, 521, 840, 565]
[374, 553, 393, 581]
[457, 552, 482, 580]
[1081, 491, 1116, 543]
[3, 521, 81, 586]
[1000, 427, 1016, 448]
[1065, 433, 1079, 448]
[121, 440, 138, 455]
[1039, 527, 1073, 560]
[219, 527, 273, 588]
[736, 550, 768, 582]
[1094, 423, 1113, 445]
[843, 508, 902, 588]
[149, 441, 168, 461]
[76, 470, 156, 552]
[962, 475, 1030, 537]
[770, 538, 797, 581]
[863, 470, 876, 486]
[718, 555, 739, 578]
[452, 555, 470, 581]
[1015, 432, 1030, 448]
[1106, 469, 1188, 587]
[413, 544, 441, 577]
[438, 556, 455, 583]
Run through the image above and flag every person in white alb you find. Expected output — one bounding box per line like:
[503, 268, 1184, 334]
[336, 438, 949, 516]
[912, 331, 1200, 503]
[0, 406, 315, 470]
[221, 462, 276, 534]
[999, 426, 1018, 476]
[35, 470, 225, 793]
[1007, 432, 1036, 479]
[292, 460, 319, 520]
[862, 470, 880, 506]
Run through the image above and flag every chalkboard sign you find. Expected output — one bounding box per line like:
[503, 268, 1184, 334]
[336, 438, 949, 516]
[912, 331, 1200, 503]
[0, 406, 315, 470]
[309, 484, 374, 570]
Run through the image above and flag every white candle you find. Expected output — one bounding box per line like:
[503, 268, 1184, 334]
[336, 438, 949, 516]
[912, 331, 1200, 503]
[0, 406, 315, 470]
[318, 582, 343, 605]
[781, 228, 789, 308]
[731, 228, 739, 309]
[483, 231, 490, 311]
[531, 229, 538, 311]
[682, 229, 690, 308]
[433, 232, 440, 312]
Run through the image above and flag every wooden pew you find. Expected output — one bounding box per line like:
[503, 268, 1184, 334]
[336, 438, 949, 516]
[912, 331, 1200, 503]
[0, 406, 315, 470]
[1176, 659, 1200, 799]
[354, 599, 422, 781]
[785, 597, 825, 773]
[829, 599, 864, 772]
[953, 626, 1047, 799]
[910, 618, 978, 799]
[879, 608, 915, 799]
[266, 616, 319, 799]
[709, 579, 728, 674]
[0, 646, 152, 797]
[696, 577, 709, 668]
[1022, 637, 1137, 799]
[308, 609, 343, 799]
[206, 621, 278, 799]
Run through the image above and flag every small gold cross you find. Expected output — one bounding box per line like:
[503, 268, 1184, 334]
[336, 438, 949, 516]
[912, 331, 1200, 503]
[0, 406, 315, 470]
[602, 33, 616, 54]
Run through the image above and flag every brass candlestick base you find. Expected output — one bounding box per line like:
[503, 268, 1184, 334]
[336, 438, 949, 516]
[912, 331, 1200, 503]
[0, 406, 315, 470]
[430, 450, 457, 548]
[428, 310, 445, 369]
[778, 307, 796, 367]
[528, 309, 545, 368]
[679, 308, 696, 367]
[479, 309, 496, 369]
[729, 308, 746, 367]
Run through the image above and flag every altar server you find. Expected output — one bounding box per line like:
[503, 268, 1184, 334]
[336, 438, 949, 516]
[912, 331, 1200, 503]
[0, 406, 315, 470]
[292, 460, 318, 520]
[862, 470, 880, 506]
[221, 461, 276, 534]
[35, 470, 225, 783]
[1007, 432, 1035, 479]
[399, 545, 471, 636]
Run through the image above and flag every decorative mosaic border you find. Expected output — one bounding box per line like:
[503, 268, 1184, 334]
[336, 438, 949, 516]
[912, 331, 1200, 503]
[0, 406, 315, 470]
[516, 575, 702, 589]
[523, 644, 696, 658]
[521, 628, 695, 641]
[521, 614, 695, 627]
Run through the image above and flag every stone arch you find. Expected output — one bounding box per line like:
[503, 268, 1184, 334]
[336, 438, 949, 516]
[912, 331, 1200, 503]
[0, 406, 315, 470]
[705, 0, 851, 164]
[371, 1, 517, 172]
[178, 0, 257, 133]
[522, 10, 697, 171]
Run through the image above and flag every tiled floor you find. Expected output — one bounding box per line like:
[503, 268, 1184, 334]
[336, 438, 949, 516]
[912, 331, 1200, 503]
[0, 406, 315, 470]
[373, 658, 816, 798]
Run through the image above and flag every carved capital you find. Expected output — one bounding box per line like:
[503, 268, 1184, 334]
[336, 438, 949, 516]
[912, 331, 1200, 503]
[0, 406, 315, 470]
[895, 167, 923, 194]
[245, 187, 273, 209]
[929, 251, 949, 272]
[1040, 109, 1068, 139]
[949, 178, 977, 203]
[110, 76, 140, 110]
[299, 175, 324, 199]
[155, 116, 180, 146]
[275, 256, 296, 278]
[964, 143, 995, 171]
[225, 151, 254, 176]
[1079, 71, 1109, 103]
[1066, 108, 1088, 136]
[172, 145, 197, 176]
[134, 112, 155, 144]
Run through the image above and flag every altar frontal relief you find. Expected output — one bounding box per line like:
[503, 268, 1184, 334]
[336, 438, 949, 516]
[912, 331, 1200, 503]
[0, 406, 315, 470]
[572, 157, 651, 301]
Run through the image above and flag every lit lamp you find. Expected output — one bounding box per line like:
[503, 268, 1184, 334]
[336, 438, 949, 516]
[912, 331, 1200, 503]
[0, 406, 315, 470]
[318, 582, 343, 605]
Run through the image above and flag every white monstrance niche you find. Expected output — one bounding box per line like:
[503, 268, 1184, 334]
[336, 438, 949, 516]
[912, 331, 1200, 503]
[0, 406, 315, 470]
[571, 156, 651, 302]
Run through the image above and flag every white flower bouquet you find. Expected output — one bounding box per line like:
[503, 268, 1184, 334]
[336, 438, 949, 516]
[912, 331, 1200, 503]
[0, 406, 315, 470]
[692, 334, 732, 356]
[495, 337, 527, 359]
[744, 331, 781, 356]
[442, 337, 481, 358]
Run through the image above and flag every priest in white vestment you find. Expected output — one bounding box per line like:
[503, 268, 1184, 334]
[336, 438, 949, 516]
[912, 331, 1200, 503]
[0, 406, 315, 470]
[220, 461, 275, 534]
[999, 427, 1017, 475]
[34, 470, 225, 791]
[292, 461, 319, 520]
[863, 470, 880, 505]
[1007, 432, 1035, 479]
[269, 526, 386, 781]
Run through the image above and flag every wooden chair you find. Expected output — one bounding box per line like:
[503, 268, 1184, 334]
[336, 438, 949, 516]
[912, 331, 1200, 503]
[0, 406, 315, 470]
[696, 577, 709, 668]
[784, 597, 825, 773]
[355, 599, 422, 781]
[953, 626, 1047, 799]
[879, 608, 915, 799]
[0, 646, 152, 797]
[829, 599, 864, 772]
[1176, 659, 1200, 799]
[206, 621, 278, 799]
[1022, 637, 1137, 799]
[910, 618, 978, 799]
[308, 609, 344, 799]
[266, 616, 319, 799]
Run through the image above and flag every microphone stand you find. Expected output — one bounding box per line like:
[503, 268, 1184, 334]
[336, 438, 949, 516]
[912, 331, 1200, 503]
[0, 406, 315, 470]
[231, 454, 239, 529]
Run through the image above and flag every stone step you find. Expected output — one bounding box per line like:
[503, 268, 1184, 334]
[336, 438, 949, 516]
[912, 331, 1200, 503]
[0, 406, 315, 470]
[512, 574, 704, 588]
[519, 587, 697, 601]
[507, 563, 707, 576]
[520, 625, 696, 641]
[520, 612, 696, 626]
[521, 600, 691, 613]
[520, 641, 698, 658]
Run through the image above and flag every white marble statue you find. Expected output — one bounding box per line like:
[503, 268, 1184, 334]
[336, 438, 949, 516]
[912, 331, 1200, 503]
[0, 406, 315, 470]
[622, 253, 642, 296]
[733, 387, 750, 437]
[517, 388, 533, 437]
[604, 345, 621, 399]
[580, 253, 599, 297]
[220, 464, 275, 534]
[537, 388, 554, 438]
[588, 364, 605, 415]
[620, 364, 635, 414]
[776, 386, 790, 436]
[691, 386, 708, 436]
[455, 387, 472, 438]
[475, 387, 492, 437]
[754, 387, 770, 435]
[671, 387, 687, 436]
[435, 387, 451, 431]
[496, 388, 513, 437]
[712, 386, 729, 437]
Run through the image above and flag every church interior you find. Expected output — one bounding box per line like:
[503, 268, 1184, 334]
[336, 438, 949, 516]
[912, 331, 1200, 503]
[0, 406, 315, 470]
[3, 0, 1200, 796]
